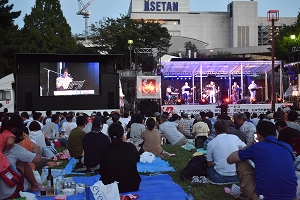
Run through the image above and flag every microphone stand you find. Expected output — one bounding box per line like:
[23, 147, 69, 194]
[44, 68, 61, 96]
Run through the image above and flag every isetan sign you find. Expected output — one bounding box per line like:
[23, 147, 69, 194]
[144, 0, 179, 11]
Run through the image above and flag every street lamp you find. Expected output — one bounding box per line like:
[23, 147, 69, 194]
[290, 35, 296, 63]
[128, 40, 133, 69]
[267, 10, 279, 111]
[291, 35, 296, 40]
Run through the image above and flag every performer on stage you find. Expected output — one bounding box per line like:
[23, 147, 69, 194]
[166, 85, 172, 104]
[206, 81, 218, 104]
[181, 82, 190, 103]
[248, 80, 257, 101]
[230, 90, 237, 104]
[231, 82, 240, 100]
[56, 68, 73, 91]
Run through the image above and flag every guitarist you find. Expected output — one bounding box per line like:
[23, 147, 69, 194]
[248, 80, 257, 101]
[56, 68, 73, 91]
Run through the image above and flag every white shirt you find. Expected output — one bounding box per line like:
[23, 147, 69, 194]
[159, 121, 184, 145]
[61, 122, 77, 138]
[181, 85, 190, 95]
[206, 133, 246, 176]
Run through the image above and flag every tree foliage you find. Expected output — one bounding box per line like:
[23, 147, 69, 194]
[89, 15, 171, 69]
[21, 0, 94, 54]
[0, 0, 22, 77]
[275, 12, 300, 63]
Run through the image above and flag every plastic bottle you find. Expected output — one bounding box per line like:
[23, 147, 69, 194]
[186, 186, 194, 200]
[55, 179, 61, 195]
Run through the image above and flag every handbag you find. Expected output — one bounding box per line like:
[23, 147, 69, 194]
[0, 165, 22, 187]
[87, 180, 120, 200]
[42, 146, 58, 158]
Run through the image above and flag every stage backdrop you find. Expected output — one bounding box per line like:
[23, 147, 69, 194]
[137, 76, 161, 99]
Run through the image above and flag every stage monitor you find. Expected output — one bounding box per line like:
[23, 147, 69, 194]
[40, 62, 100, 96]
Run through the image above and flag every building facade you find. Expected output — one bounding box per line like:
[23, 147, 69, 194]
[129, 0, 296, 55]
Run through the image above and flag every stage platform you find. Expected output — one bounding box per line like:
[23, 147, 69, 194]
[161, 103, 288, 116]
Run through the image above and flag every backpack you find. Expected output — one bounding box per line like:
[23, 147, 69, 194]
[180, 155, 207, 181]
[288, 137, 300, 156]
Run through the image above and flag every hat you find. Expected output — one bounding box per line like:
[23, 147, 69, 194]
[193, 152, 203, 157]
[172, 108, 179, 115]
[154, 112, 161, 117]
[91, 116, 102, 132]
[91, 111, 97, 117]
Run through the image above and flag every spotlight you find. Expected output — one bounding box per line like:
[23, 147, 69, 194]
[199, 98, 208, 105]
[251, 98, 257, 104]
[277, 97, 283, 103]
[224, 98, 230, 104]
[176, 98, 182, 105]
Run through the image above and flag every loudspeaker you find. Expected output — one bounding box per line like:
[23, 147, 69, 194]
[142, 56, 154, 72]
[238, 99, 247, 104]
[138, 100, 159, 117]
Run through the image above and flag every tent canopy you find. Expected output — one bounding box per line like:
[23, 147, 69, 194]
[161, 58, 282, 76]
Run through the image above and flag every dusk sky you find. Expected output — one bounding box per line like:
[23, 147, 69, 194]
[9, 0, 300, 34]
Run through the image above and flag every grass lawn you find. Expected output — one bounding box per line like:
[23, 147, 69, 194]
[162, 145, 236, 200]
[54, 145, 236, 200]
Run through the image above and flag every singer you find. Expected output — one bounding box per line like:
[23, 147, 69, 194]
[56, 68, 73, 90]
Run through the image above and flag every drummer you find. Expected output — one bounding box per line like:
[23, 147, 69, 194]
[166, 85, 172, 104]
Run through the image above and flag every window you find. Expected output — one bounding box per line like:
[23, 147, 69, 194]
[0, 91, 11, 101]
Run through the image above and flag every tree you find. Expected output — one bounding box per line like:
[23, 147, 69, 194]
[275, 12, 300, 63]
[21, 0, 84, 53]
[89, 15, 171, 69]
[0, 0, 22, 77]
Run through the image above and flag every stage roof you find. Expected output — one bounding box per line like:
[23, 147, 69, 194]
[161, 58, 282, 76]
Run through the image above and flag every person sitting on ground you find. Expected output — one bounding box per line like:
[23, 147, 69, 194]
[227, 120, 247, 144]
[68, 115, 87, 169]
[99, 123, 141, 193]
[42, 110, 52, 125]
[61, 112, 77, 138]
[181, 113, 194, 137]
[275, 120, 300, 144]
[28, 121, 46, 150]
[140, 118, 174, 158]
[20, 112, 32, 127]
[159, 114, 187, 146]
[26, 112, 43, 129]
[200, 112, 212, 131]
[171, 114, 184, 134]
[286, 110, 300, 131]
[227, 120, 297, 199]
[236, 113, 256, 145]
[250, 113, 259, 126]
[0, 114, 41, 199]
[83, 116, 110, 172]
[42, 114, 60, 139]
[192, 114, 210, 138]
[206, 120, 246, 183]
[129, 113, 146, 139]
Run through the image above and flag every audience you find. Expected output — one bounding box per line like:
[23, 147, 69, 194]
[236, 113, 256, 144]
[83, 116, 110, 172]
[227, 120, 297, 199]
[28, 121, 46, 150]
[61, 112, 77, 138]
[206, 120, 246, 183]
[99, 123, 141, 193]
[159, 114, 187, 146]
[275, 120, 300, 144]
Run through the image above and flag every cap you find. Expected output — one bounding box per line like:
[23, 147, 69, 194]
[91, 111, 97, 117]
[91, 116, 102, 132]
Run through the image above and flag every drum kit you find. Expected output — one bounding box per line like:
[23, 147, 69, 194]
[165, 88, 195, 104]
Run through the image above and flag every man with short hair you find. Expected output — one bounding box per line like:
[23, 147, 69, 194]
[275, 120, 300, 144]
[251, 113, 259, 126]
[159, 114, 187, 146]
[227, 120, 247, 144]
[236, 113, 256, 145]
[21, 112, 32, 126]
[27, 112, 43, 129]
[67, 115, 87, 160]
[42, 110, 52, 125]
[206, 120, 246, 183]
[181, 113, 193, 137]
[83, 116, 110, 172]
[286, 110, 300, 131]
[42, 114, 60, 139]
[227, 120, 297, 199]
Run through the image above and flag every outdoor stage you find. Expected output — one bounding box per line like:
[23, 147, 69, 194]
[161, 103, 289, 116]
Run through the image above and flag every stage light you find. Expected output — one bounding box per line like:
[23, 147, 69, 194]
[225, 98, 230, 103]
[176, 98, 182, 105]
[200, 98, 208, 105]
[251, 98, 257, 104]
[277, 97, 283, 103]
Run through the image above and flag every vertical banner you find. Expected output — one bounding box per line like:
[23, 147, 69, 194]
[137, 76, 161, 99]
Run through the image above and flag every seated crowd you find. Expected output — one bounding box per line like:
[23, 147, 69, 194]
[0, 106, 299, 199]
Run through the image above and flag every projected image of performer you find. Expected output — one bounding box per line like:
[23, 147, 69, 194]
[206, 81, 218, 104]
[248, 80, 258, 101]
[56, 68, 73, 91]
[166, 85, 172, 104]
[181, 82, 190, 103]
[232, 82, 240, 100]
